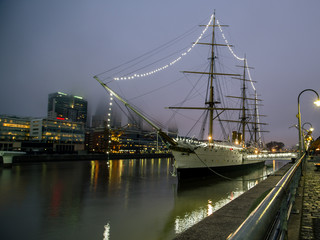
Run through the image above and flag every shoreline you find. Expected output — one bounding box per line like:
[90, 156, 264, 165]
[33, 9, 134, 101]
[0, 152, 173, 166]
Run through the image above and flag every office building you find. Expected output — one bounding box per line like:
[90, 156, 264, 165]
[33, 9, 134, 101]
[0, 115, 31, 150]
[48, 92, 88, 124]
[30, 118, 85, 152]
[85, 127, 109, 153]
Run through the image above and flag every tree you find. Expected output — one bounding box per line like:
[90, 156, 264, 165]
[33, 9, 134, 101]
[266, 141, 285, 152]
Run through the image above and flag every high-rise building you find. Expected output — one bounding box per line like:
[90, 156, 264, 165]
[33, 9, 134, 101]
[48, 92, 87, 124]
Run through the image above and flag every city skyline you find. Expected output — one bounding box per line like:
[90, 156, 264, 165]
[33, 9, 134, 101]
[1, 0, 320, 148]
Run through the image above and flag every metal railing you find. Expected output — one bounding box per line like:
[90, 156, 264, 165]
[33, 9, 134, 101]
[228, 153, 305, 240]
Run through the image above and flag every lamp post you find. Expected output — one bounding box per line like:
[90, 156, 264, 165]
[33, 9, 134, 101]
[297, 89, 320, 157]
[302, 122, 314, 152]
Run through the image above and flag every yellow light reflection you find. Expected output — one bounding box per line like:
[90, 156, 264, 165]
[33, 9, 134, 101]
[273, 160, 276, 172]
[90, 161, 99, 192]
[175, 209, 207, 234]
[207, 200, 213, 216]
[90, 161, 95, 186]
[103, 222, 110, 240]
[174, 192, 246, 234]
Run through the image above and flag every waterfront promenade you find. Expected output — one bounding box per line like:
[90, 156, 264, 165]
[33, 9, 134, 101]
[175, 163, 293, 239]
[288, 156, 320, 239]
[301, 157, 320, 239]
[175, 156, 320, 240]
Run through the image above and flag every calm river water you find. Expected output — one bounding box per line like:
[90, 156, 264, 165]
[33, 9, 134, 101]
[0, 158, 288, 240]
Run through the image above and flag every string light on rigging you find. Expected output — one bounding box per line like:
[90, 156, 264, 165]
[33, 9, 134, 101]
[107, 93, 113, 129]
[113, 14, 214, 81]
[216, 17, 262, 142]
[109, 13, 262, 141]
[216, 19, 245, 61]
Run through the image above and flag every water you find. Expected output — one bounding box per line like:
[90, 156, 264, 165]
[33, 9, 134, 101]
[0, 158, 288, 240]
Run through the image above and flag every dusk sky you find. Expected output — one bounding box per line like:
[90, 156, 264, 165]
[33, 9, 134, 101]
[1, 0, 320, 148]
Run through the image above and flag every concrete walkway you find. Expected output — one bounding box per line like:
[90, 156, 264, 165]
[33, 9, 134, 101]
[289, 156, 320, 240]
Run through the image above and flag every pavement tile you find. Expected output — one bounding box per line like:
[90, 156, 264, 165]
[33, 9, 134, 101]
[299, 158, 320, 240]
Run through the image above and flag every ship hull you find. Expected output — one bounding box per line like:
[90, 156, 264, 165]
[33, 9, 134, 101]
[172, 147, 265, 179]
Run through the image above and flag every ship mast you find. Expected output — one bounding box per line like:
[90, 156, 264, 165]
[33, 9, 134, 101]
[208, 13, 216, 143]
[224, 60, 269, 147]
[168, 11, 242, 143]
[250, 92, 269, 147]
[253, 91, 258, 143]
[241, 58, 247, 143]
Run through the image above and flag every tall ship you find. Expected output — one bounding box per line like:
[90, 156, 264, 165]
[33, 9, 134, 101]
[94, 12, 267, 179]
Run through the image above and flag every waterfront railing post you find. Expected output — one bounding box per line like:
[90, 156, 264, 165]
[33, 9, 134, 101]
[227, 153, 305, 240]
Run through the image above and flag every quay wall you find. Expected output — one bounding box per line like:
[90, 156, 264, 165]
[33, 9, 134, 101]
[0, 152, 173, 165]
[175, 162, 294, 240]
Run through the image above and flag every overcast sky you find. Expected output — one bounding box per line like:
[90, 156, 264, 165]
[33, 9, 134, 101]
[1, 0, 320, 148]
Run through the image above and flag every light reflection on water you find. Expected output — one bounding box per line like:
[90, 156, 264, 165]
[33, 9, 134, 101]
[0, 158, 288, 240]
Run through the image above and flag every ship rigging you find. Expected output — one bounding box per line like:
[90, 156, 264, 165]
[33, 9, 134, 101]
[94, 11, 268, 178]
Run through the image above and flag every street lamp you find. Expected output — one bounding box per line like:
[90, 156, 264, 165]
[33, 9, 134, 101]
[302, 122, 313, 131]
[301, 122, 314, 151]
[297, 89, 320, 157]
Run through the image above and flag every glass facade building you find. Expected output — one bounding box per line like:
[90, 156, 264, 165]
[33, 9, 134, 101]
[0, 115, 31, 150]
[0, 115, 31, 141]
[48, 92, 87, 124]
[0, 115, 85, 152]
[30, 118, 85, 144]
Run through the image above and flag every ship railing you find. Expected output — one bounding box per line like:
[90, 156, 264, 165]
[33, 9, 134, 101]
[227, 153, 306, 240]
[246, 152, 298, 159]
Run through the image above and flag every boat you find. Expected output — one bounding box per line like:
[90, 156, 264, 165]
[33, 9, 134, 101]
[94, 11, 267, 179]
